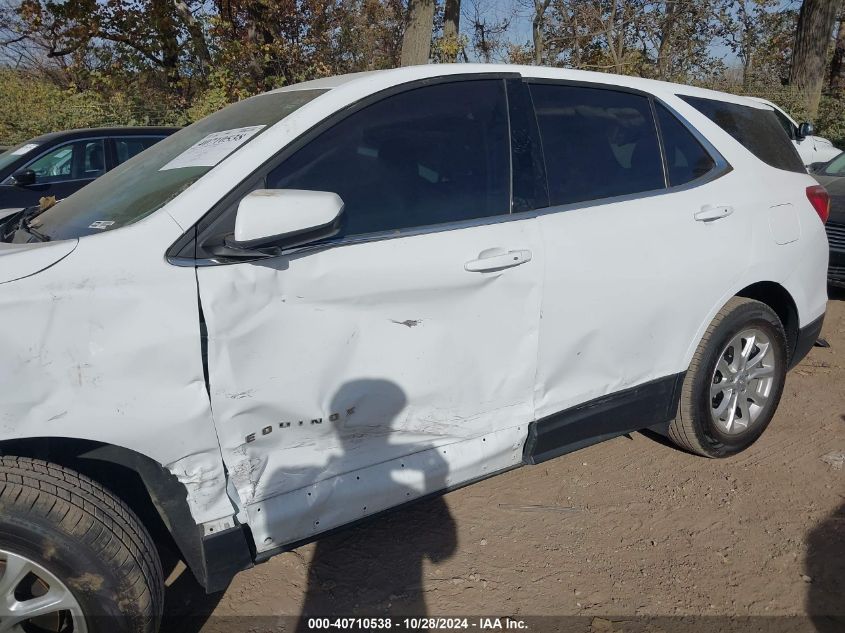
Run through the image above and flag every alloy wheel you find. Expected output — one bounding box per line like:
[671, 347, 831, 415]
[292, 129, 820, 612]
[709, 327, 777, 435]
[0, 549, 86, 633]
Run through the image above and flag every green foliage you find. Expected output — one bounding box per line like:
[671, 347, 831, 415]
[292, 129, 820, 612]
[0, 0, 842, 152]
[0, 69, 186, 145]
[185, 82, 236, 122]
[0, 0, 407, 145]
[431, 32, 467, 63]
[816, 93, 845, 148]
[0, 70, 107, 144]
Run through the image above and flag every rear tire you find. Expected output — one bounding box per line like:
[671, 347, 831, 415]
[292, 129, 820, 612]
[0, 456, 163, 633]
[669, 297, 788, 458]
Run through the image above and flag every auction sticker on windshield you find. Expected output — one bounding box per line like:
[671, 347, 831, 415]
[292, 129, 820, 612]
[160, 125, 266, 170]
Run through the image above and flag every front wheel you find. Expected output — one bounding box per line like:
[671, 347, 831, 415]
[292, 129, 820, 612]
[668, 297, 788, 458]
[0, 456, 164, 633]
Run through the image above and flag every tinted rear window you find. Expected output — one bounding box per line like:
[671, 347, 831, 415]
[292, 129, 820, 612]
[680, 95, 805, 173]
[530, 84, 665, 206]
[655, 102, 716, 186]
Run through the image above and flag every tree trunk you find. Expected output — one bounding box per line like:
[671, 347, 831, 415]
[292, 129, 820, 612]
[151, 0, 181, 90]
[743, 52, 753, 90]
[830, 9, 845, 91]
[442, 0, 461, 61]
[532, 0, 551, 65]
[656, 0, 676, 80]
[173, 0, 211, 74]
[400, 0, 435, 66]
[789, 0, 843, 117]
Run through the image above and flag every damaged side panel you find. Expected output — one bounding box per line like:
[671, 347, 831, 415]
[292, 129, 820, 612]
[252, 425, 526, 553]
[197, 219, 545, 549]
[0, 213, 233, 525]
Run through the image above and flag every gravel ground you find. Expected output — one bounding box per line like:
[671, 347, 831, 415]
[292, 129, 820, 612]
[162, 289, 845, 633]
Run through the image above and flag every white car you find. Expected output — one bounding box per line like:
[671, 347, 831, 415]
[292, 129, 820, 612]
[747, 96, 842, 167]
[0, 65, 830, 632]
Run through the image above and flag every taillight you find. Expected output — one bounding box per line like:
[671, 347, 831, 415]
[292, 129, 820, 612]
[806, 185, 830, 224]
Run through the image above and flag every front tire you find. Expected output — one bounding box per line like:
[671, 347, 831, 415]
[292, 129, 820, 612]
[0, 456, 163, 633]
[669, 297, 788, 458]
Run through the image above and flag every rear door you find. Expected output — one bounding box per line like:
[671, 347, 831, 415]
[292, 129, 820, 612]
[527, 82, 748, 460]
[196, 78, 545, 551]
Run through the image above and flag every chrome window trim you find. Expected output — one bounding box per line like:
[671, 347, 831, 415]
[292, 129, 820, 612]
[522, 77, 731, 182]
[0, 136, 108, 186]
[175, 73, 519, 263]
[169, 76, 732, 268]
[169, 161, 732, 268]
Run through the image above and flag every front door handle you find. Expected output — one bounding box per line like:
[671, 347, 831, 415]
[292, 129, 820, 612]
[465, 247, 532, 272]
[695, 204, 734, 222]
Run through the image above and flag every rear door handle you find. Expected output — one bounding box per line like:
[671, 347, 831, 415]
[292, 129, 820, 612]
[695, 204, 734, 222]
[465, 247, 532, 272]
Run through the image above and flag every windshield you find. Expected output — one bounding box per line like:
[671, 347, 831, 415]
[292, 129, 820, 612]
[29, 89, 325, 241]
[0, 142, 39, 173]
[823, 153, 845, 177]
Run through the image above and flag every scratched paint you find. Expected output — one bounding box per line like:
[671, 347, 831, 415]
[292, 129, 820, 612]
[197, 217, 545, 527]
[0, 211, 233, 525]
[0, 63, 830, 547]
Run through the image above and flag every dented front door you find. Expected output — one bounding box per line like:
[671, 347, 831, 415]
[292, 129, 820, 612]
[197, 219, 543, 549]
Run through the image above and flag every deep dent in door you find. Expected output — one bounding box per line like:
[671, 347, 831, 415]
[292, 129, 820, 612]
[197, 222, 543, 551]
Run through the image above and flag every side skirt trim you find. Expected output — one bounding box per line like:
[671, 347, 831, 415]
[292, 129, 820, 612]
[251, 373, 685, 565]
[523, 373, 685, 465]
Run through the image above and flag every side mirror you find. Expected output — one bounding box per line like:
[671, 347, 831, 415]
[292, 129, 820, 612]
[230, 189, 344, 251]
[808, 161, 827, 173]
[798, 122, 815, 140]
[11, 169, 36, 187]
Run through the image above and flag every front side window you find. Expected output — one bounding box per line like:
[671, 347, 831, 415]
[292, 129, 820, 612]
[529, 84, 665, 207]
[655, 103, 717, 186]
[24, 139, 105, 183]
[266, 80, 510, 237]
[680, 96, 805, 174]
[114, 137, 165, 166]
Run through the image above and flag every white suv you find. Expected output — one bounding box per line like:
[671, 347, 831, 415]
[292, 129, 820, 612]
[747, 96, 842, 167]
[0, 65, 830, 632]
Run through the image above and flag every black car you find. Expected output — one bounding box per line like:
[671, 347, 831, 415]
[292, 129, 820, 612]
[0, 127, 178, 210]
[812, 152, 845, 287]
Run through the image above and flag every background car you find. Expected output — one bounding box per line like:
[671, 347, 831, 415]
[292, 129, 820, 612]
[0, 126, 178, 211]
[747, 97, 842, 167]
[811, 153, 845, 287]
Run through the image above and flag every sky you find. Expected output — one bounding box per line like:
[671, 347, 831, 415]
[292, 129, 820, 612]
[458, 0, 804, 66]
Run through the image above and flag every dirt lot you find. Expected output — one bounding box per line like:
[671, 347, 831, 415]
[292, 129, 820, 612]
[163, 289, 845, 632]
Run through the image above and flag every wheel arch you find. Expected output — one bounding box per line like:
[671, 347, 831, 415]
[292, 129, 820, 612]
[0, 436, 251, 592]
[733, 281, 800, 361]
[682, 280, 801, 374]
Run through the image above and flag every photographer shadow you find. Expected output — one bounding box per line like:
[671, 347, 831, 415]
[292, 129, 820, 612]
[296, 379, 458, 622]
[805, 500, 845, 633]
